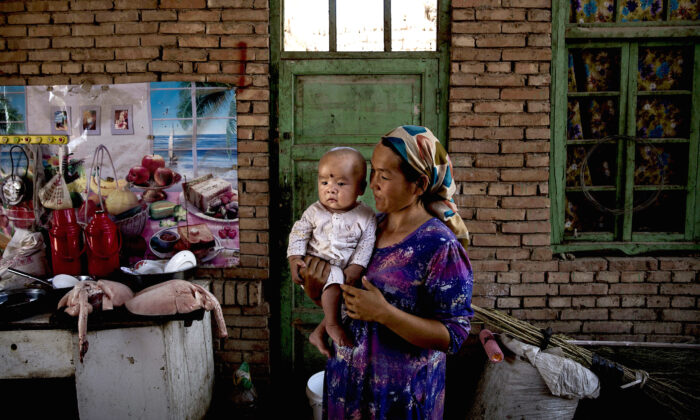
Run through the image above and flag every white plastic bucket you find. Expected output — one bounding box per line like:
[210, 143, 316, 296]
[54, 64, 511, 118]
[306, 371, 324, 420]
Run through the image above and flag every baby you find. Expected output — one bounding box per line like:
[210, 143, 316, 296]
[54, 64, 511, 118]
[287, 147, 376, 348]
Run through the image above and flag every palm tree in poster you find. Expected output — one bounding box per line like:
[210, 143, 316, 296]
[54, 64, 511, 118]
[0, 95, 22, 135]
[175, 82, 237, 161]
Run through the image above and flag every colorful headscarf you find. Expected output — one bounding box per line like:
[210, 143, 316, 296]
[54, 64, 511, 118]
[381, 125, 470, 249]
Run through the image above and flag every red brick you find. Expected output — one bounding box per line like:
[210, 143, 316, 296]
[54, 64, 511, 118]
[522, 272, 545, 283]
[560, 284, 608, 295]
[476, 34, 526, 48]
[51, 36, 95, 48]
[179, 35, 220, 48]
[547, 272, 569, 283]
[452, 88, 500, 102]
[609, 284, 658, 295]
[531, 248, 553, 261]
[671, 296, 695, 308]
[672, 272, 696, 283]
[450, 73, 477, 86]
[559, 258, 608, 272]
[142, 10, 177, 21]
[73, 24, 114, 36]
[582, 322, 632, 334]
[502, 196, 549, 208]
[562, 308, 608, 320]
[607, 257, 658, 271]
[473, 283, 510, 296]
[647, 296, 670, 308]
[512, 183, 538, 195]
[549, 297, 571, 307]
[115, 0, 157, 8]
[502, 221, 550, 233]
[476, 8, 526, 20]
[634, 322, 682, 334]
[475, 272, 496, 283]
[207, 22, 255, 34]
[95, 36, 139, 48]
[596, 296, 620, 307]
[525, 153, 549, 167]
[610, 308, 657, 320]
[571, 272, 595, 283]
[28, 50, 69, 61]
[501, 141, 549, 153]
[452, 21, 501, 34]
[115, 22, 159, 34]
[28, 25, 71, 37]
[512, 260, 558, 272]
[451, 48, 502, 61]
[497, 297, 521, 309]
[453, 168, 499, 182]
[471, 234, 520, 247]
[8, 38, 50, 49]
[450, 114, 500, 126]
[8, 14, 50, 24]
[474, 127, 524, 140]
[472, 296, 496, 308]
[647, 271, 672, 283]
[497, 272, 521, 284]
[661, 310, 700, 322]
[161, 0, 205, 7]
[496, 247, 531, 260]
[473, 260, 510, 272]
[95, 11, 139, 22]
[621, 296, 645, 307]
[475, 154, 523, 168]
[222, 9, 268, 21]
[501, 87, 548, 100]
[140, 35, 178, 46]
[659, 284, 700, 295]
[526, 127, 551, 139]
[502, 22, 551, 33]
[0, 1, 25, 12]
[510, 284, 557, 296]
[477, 208, 525, 221]
[163, 48, 208, 61]
[512, 309, 557, 320]
[502, 0, 551, 6]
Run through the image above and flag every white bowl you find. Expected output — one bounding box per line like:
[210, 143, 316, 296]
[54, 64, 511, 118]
[164, 251, 197, 273]
[134, 260, 166, 275]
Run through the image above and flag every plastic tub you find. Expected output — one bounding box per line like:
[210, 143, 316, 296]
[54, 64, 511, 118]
[306, 371, 324, 420]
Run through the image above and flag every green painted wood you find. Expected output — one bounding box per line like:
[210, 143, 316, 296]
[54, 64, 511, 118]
[631, 233, 687, 241]
[281, 51, 440, 59]
[277, 3, 447, 378]
[566, 26, 700, 39]
[623, 45, 638, 241]
[563, 232, 616, 241]
[550, 0, 568, 245]
[567, 91, 620, 97]
[566, 186, 617, 192]
[690, 44, 700, 240]
[552, 242, 700, 254]
[384, 0, 391, 52]
[637, 90, 692, 96]
[329, 0, 336, 52]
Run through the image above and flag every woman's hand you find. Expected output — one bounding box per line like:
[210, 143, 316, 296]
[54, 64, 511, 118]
[299, 256, 330, 306]
[341, 277, 391, 323]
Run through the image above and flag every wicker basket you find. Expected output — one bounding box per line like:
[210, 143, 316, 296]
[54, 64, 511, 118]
[114, 206, 148, 236]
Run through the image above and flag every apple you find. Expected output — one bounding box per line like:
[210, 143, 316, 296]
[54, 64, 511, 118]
[141, 154, 165, 176]
[154, 167, 174, 186]
[126, 166, 150, 186]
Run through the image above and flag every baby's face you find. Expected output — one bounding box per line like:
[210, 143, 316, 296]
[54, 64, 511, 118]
[317, 154, 364, 213]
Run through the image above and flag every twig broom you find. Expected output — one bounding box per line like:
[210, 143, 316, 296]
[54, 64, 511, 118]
[472, 304, 700, 420]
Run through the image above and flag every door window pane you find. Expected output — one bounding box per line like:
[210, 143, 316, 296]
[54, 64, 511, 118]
[636, 96, 690, 138]
[670, 0, 700, 20]
[570, 0, 615, 23]
[392, 0, 437, 51]
[619, 0, 664, 22]
[634, 143, 688, 186]
[638, 46, 692, 91]
[337, 0, 384, 51]
[284, 0, 329, 51]
[565, 192, 616, 234]
[567, 144, 617, 187]
[632, 191, 685, 232]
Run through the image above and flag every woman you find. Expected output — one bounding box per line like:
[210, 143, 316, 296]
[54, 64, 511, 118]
[300, 125, 473, 419]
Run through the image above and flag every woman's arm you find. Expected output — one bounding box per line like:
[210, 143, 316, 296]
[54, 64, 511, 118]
[341, 277, 451, 352]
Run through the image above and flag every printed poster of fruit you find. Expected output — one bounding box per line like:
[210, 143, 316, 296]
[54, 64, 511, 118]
[0, 82, 239, 268]
[140, 82, 239, 268]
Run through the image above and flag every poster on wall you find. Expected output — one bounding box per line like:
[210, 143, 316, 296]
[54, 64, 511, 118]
[0, 82, 239, 268]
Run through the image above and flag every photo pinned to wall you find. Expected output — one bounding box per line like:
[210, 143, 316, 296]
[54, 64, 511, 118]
[50, 106, 70, 135]
[80, 105, 100, 135]
[111, 105, 133, 135]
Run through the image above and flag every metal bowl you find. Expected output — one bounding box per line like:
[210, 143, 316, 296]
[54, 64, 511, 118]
[0, 288, 50, 321]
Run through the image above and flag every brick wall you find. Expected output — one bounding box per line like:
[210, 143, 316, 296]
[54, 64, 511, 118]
[449, 0, 700, 342]
[0, 0, 272, 383]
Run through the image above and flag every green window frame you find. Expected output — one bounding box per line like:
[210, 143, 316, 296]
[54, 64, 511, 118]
[551, 2, 700, 254]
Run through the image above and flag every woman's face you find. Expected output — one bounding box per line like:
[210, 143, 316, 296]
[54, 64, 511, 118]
[369, 143, 421, 214]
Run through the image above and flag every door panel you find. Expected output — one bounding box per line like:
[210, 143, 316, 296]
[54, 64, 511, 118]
[279, 58, 440, 378]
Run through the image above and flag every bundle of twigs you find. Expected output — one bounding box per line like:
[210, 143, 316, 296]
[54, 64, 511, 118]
[471, 304, 700, 419]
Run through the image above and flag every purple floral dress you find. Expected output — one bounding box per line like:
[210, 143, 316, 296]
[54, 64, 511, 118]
[323, 218, 473, 420]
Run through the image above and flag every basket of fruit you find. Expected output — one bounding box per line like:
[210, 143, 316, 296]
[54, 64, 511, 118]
[113, 202, 148, 236]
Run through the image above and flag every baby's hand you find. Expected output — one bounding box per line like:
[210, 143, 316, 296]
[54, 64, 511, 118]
[343, 264, 364, 287]
[288, 256, 306, 285]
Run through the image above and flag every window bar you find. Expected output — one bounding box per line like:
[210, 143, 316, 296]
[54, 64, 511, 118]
[384, 0, 392, 52]
[329, 0, 337, 52]
[190, 82, 198, 177]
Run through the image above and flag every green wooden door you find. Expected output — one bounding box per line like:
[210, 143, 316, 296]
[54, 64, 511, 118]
[278, 58, 442, 377]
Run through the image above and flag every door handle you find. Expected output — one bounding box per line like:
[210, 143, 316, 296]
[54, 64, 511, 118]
[283, 132, 291, 139]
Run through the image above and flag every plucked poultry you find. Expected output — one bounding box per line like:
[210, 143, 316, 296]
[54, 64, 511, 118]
[125, 280, 228, 338]
[57, 280, 134, 362]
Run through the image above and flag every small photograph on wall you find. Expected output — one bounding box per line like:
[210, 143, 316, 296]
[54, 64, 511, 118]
[51, 106, 71, 135]
[80, 105, 100, 135]
[111, 105, 133, 135]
